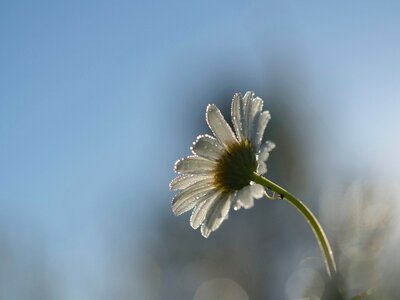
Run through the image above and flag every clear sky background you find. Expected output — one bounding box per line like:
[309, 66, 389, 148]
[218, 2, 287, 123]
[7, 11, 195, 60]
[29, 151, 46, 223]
[1, 1, 400, 299]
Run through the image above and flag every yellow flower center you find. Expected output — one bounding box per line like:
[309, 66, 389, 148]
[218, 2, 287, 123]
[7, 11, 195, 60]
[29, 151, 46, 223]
[213, 139, 257, 193]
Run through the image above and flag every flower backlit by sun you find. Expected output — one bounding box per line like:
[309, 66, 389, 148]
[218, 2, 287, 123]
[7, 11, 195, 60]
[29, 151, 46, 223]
[170, 92, 275, 237]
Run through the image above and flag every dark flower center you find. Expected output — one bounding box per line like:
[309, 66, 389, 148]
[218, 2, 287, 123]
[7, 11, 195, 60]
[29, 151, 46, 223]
[214, 139, 257, 193]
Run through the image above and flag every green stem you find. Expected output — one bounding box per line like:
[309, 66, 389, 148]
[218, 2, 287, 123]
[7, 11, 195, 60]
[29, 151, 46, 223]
[251, 172, 337, 278]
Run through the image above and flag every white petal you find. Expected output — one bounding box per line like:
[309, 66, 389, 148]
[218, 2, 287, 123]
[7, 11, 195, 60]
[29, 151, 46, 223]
[231, 93, 243, 141]
[234, 184, 265, 210]
[259, 141, 275, 160]
[234, 185, 253, 210]
[190, 191, 220, 229]
[246, 97, 263, 141]
[257, 141, 275, 174]
[170, 174, 212, 191]
[253, 111, 271, 148]
[241, 91, 253, 138]
[201, 193, 232, 238]
[191, 135, 224, 161]
[200, 222, 212, 238]
[174, 156, 216, 175]
[172, 181, 214, 216]
[250, 184, 265, 199]
[206, 104, 237, 147]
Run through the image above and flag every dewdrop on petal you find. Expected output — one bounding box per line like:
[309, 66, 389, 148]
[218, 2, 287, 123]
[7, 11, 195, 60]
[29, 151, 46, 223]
[170, 92, 275, 238]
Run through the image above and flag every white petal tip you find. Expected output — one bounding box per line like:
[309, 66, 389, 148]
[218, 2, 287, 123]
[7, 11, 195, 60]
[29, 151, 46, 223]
[205, 104, 217, 117]
[171, 205, 189, 216]
[201, 232, 210, 238]
[268, 141, 276, 149]
[206, 103, 216, 109]
[173, 158, 183, 173]
[171, 207, 180, 216]
[200, 225, 211, 238]
[244, 91, 254, 97]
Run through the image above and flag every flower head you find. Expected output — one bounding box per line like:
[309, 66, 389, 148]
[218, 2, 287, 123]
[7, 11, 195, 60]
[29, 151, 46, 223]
[170, 91, 275, 237]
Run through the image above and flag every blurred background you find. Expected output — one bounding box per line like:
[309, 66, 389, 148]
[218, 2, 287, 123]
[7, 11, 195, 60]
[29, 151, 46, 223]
[1, 1, 400, 299]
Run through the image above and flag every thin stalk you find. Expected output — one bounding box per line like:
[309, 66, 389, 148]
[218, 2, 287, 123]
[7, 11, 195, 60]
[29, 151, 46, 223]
[251, 172, 337, 278]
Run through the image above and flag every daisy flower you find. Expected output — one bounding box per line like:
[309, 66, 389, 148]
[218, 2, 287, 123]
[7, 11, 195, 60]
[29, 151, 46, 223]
[170, 91, 275, 238]
[169, 91, 337, 282]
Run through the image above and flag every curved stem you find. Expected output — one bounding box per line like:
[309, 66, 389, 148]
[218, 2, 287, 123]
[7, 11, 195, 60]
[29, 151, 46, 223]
[251, 172, 337, 278]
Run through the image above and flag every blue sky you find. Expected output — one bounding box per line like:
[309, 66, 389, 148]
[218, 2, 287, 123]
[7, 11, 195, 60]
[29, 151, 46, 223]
[1, 1, 400, 298]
